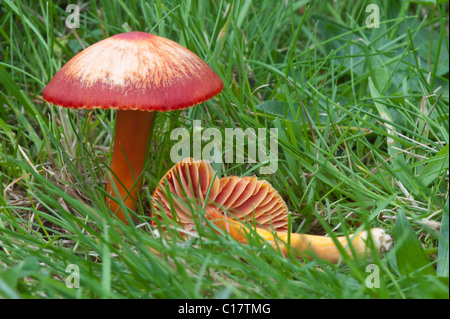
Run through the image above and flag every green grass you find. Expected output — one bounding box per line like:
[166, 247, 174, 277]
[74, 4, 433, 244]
[0, 0, 448, 299]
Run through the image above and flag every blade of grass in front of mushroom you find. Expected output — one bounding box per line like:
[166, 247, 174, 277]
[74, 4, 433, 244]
[152, 160, 209, 238]
[153, 177, 198, 239]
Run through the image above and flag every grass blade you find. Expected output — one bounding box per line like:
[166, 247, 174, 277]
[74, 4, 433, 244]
[394, 210, 435, 276]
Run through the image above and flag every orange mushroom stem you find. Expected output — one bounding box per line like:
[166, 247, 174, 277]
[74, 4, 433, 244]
[152, 159, 393, 263]
[106, 110, 154, 223]
[206, 208, 393, 263]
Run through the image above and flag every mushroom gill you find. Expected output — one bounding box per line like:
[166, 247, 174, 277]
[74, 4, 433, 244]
[151, 158, 289, 233]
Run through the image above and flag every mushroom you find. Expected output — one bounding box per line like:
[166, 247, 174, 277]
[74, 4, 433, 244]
[152, 158, 289, 234]
[43, 32, 223, 224]
[152, 159, 393, 263]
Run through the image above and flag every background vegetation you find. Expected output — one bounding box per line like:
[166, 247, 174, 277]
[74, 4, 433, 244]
[0, 0, 448, 299]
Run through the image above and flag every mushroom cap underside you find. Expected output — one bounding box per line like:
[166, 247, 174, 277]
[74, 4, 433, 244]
[152, 158, 289, 233]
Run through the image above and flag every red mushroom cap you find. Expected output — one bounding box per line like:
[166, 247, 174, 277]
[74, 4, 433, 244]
[43, 31, 223, 111]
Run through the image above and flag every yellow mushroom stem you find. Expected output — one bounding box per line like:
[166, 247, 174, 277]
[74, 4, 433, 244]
[106, 110, 154, 224]
[205, 207, 393, 263]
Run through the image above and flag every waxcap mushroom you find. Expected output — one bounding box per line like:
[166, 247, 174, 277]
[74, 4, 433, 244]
[43, 32, 223, 223]
[152, 158, 289, 233]
[152, 159, 393, 263]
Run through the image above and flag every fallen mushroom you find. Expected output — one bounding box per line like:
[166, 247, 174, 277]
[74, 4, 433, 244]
[152, 158, 393, 263]
[43, 32, 223, 224]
